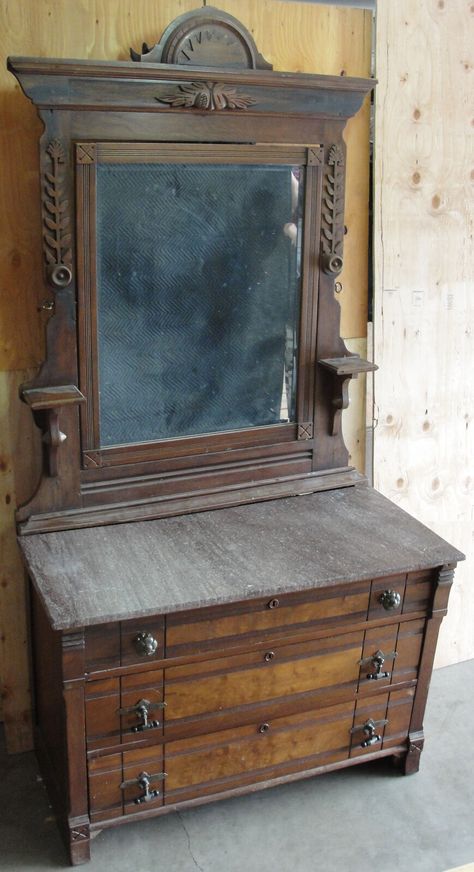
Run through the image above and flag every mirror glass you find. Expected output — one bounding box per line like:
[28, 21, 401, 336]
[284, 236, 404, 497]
[96, 162, 304, 446]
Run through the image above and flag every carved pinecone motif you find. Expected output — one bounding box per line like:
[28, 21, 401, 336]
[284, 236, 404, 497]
[159, 81, 256, 111]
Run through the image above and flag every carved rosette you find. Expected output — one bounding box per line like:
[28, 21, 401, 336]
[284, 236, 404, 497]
[43, 140, 72, 289]
[321, 144, 345, 276]
[158, 81, 256, 111]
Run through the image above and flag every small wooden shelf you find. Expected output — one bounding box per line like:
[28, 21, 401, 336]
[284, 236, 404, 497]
[318, 355, 378, 376]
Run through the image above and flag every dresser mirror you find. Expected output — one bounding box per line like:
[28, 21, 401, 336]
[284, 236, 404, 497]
[81, 145, 304, 449]
[10, 6, 375, 532]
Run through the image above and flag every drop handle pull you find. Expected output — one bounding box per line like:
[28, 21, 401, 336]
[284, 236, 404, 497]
[120, 771, 167, 805]
[118, 698, 166, 732]
[351, 718, 388, 748]
[359, 649, 397, 680]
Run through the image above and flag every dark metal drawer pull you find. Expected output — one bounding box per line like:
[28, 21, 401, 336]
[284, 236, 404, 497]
[267, 598, 280, 609]
[134, 631, 159, 656]
[379, 589, 401, 610]
[259, 722, 270, 733]
[351, 718, 388, 748]
[120, 771, 167, 805]
[118, 698, 166, 732]
[359, 649, 397, 680]
[264, 651, 275, 662]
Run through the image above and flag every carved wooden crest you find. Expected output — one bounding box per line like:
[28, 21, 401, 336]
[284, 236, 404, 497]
[130, 7, 272, 70]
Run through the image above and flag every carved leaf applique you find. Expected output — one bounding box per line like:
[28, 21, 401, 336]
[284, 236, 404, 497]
[42, 140, 73, 283]
[158, 81, 256, 111]
[321, 144, 345, 260]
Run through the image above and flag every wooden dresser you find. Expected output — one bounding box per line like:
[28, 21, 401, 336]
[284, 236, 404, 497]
[9, 7, 463, 865]
[20, 488, 462, 864]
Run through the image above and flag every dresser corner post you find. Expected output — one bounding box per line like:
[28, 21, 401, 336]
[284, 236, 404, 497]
[401, 731, 425, 776]
[68, 817, 91, 866]
[401, 563, 457, 775]
[61, 630, 90, 865]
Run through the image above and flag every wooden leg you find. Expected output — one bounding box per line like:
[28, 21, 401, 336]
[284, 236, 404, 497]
[68, 819, 91, 866]
[401, 733, 424, 775]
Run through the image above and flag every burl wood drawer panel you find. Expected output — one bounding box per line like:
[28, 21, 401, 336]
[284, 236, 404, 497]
[88, 744, 165, 823]
[85, 615, 164, 672]
[85, 669, 164, 751]
[164, 699, 355, 805]
[164, 630, 364, 729]
[166, 583, 370, 656]
[349, 687, 415, 758]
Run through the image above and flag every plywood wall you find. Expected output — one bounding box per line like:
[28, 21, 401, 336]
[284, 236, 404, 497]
[373, 0, 473, 667]
[0, 0, 371, 750]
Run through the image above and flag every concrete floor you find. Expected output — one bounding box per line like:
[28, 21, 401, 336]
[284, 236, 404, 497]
[1, 659, 473, 872]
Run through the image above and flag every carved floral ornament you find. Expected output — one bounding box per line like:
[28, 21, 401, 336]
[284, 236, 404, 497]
[157, 81, 257, 111]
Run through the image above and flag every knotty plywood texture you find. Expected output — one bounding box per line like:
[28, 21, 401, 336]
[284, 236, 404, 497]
[218, 0, 372, 340]
[373, 0, 473, 667]
[0, 0, 371, 748]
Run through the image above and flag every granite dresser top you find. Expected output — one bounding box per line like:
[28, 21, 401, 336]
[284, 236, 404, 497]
[19, 486, 464, 630]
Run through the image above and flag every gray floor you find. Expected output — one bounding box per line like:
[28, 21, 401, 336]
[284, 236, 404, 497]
[1, 659, 473, 872]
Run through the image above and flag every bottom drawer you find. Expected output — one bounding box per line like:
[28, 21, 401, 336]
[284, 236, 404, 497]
[350, 687, 415, 758]
[88, 745, 165, 823]
[164, 700, 354, 804]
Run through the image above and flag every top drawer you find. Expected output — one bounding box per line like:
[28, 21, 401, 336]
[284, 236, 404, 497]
[166, 582, 370, 656]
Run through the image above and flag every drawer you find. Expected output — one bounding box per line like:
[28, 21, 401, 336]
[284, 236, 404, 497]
[164, 630, 364, 731]
[166, 582, 370, 656]
[88, 744, 165, 823]
[85, 669, 164, 751]
[85, 615, 164, 672]
[367, 570, 434, 621]
[349, 687, 415, 758]
[164, 699, 355, 805]
[357, 618, 425, 690]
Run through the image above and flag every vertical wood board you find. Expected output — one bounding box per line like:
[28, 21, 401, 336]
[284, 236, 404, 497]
[373, 0, 473, 666]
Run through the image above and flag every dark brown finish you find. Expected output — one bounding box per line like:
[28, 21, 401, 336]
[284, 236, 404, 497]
[159, 81, 257, 110]
[9, 40, 373, 530]
[318, 356, 378, 437]
[320, 144, 345, 276]
[130, 7, 272, 70]
[27, 554, 459, 863]
[42, 139, 73, 290]
[8, 9, 463, 866]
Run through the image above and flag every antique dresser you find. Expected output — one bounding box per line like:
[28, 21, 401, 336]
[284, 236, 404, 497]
[8, 8, 463, 865]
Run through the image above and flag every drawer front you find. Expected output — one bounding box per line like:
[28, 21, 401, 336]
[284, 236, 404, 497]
[164, 630, 364, 729]
[85, 615, 164, 673]
[350, 687, 415, 758]
[357, 618, 425, 690]
[166, 583, 370, 655]
[368, 570, 433, 621]
[85, 669, 164, 751]
[164, 699, 355, 804]
[88, 744, 165, 823]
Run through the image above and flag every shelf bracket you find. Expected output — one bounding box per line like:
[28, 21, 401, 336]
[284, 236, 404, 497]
[318, 356, 378, 437]
[21, 385, 85, 477]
